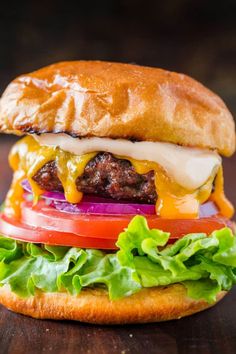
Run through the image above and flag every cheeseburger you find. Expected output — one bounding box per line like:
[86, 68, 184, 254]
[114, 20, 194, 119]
[0, 61, 235, 324]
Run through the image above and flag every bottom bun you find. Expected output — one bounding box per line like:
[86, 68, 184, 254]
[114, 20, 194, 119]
[0, 284, 226, 324]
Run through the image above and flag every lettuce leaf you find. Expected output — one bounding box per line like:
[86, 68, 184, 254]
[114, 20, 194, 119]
[0, 215, 235, 302]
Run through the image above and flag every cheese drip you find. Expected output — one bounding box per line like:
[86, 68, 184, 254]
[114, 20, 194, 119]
[209, 166, 234, 219]
[126, 158, 218, 219]
[5, 136, 234, 220]
[6, 136, 96, 218]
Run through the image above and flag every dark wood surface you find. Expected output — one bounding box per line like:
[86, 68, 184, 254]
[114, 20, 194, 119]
[0, 137, 236, 354]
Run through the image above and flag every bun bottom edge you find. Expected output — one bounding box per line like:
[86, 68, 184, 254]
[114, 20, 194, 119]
[0, 284, 226, 324]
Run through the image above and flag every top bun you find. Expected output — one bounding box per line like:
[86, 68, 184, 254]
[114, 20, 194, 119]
[0, 61, 235, 156]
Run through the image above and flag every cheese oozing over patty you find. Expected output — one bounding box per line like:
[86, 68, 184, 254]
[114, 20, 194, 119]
[35, 133, 221, 191]
[5, 134, 234, 220]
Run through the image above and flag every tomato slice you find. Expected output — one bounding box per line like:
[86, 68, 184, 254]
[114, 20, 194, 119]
[0, 213, 117, 249]
[0, 200, 231, 249]
[21, 201, 132, 239]
[21, 200, 229, 240]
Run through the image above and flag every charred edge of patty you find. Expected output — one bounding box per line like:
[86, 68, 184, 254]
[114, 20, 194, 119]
[32, 152, 157, 203]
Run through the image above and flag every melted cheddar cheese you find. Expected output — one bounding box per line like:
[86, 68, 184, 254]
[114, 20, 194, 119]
[5, 136, 234, 220]
[6, 136, 96, 218]
[127, 158, 218, 219]
[209, 166, 234, 219]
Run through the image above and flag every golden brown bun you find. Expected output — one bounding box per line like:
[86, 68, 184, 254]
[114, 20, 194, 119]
[0, 61, 234, 156]
[0, 284, 226, 324]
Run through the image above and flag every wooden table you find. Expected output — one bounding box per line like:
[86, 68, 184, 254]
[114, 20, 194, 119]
[0, 136, 236, 354]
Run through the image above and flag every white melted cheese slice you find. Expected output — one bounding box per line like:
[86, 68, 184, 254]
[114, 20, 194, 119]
[34, 134, 221, 190]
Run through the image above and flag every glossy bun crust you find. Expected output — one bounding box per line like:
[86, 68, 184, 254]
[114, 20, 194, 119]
[0, 284, 226, 324]
[0, 61, 235, 156]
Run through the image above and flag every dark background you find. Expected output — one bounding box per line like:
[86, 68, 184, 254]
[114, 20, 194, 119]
[0, 0, 236, 116]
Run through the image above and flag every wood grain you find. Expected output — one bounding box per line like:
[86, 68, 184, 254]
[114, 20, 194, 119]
[0, 136, 236, 354]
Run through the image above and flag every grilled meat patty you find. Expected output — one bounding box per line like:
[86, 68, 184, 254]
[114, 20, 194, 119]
[33, 152, 157, 203]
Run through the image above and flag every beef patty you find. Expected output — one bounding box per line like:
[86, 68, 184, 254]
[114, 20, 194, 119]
[33, 152, 157, 203]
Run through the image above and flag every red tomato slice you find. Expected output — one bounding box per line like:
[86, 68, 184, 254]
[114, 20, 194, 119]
[0, 213, 117, 249]
[21, 201, 229, 240]
[0, 200, 231, 249]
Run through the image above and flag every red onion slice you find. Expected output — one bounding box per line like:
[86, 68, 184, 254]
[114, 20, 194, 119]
[21, 179, 219, 217]
[52, 200, 155, 215]
[21, 179, 155, 215]
[199, 201, 219, 218]
[51, 200, 219, 217]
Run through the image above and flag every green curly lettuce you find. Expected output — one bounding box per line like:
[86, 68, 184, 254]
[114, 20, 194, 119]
[0, 215, 236, 302]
